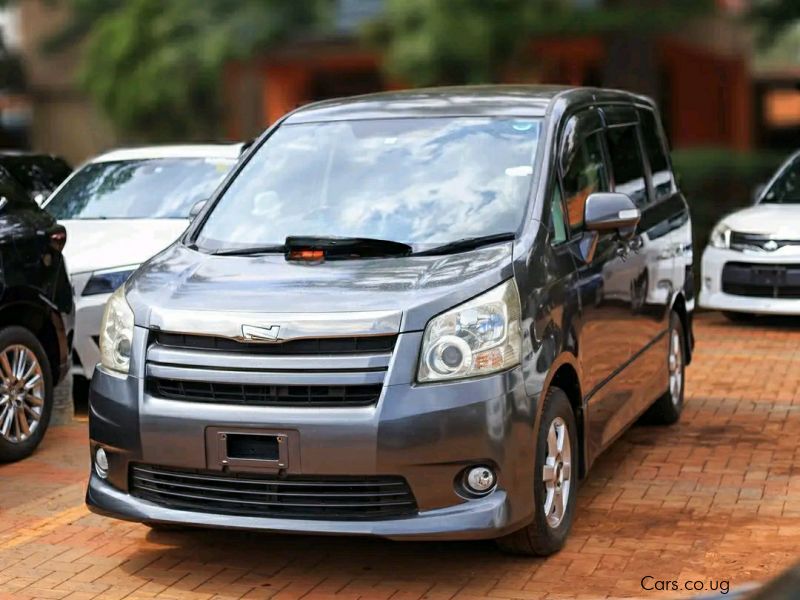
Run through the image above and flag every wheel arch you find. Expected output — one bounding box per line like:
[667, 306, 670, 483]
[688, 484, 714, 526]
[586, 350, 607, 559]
[0, 299, 66, 383]
[541, 353, 586, 479]
[670, 292, 692, 365]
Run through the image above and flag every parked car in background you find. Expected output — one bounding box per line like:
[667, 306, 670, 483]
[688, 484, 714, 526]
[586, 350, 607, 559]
[0, 151, 72, 205]
[85, 86, 694, 555]
[701, 150, 800, 320]
[42, 144, 242, 380]
[0, 168, 74, 461]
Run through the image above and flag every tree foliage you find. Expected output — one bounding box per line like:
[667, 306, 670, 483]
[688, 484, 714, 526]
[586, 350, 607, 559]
[366, 0, 713, 88]
[749, 0, 800, 47]
[52, 0, 332, 141]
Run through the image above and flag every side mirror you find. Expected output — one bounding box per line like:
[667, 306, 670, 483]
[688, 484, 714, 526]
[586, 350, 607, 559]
[584, 192, 641, 240]
[189, 199, 208, 220]
[752, 183, 765, 205]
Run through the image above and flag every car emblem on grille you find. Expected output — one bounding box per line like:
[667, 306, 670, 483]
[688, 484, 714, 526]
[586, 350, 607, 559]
[763, 240, 779, 252]
[241, 324, 280, 342]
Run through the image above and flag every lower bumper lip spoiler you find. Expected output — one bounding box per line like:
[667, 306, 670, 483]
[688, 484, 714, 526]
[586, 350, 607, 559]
[86, 473, 521, 541]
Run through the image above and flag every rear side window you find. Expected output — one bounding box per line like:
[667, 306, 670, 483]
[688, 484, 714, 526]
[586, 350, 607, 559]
[605, 125, 648, 208]
[561, 131, 609, 233]
[638, 109, 675, 200]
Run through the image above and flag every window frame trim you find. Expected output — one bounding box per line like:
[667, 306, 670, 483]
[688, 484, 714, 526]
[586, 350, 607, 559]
[556, 107, 611, 236]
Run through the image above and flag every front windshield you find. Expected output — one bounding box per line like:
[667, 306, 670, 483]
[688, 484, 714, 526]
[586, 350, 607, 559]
[194, 117, 541, 252]
[762, 157, 800, 204]
[45, 157, 236, 220]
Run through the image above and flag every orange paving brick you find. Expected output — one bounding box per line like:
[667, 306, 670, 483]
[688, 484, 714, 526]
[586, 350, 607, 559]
[1, 313, 800, 599]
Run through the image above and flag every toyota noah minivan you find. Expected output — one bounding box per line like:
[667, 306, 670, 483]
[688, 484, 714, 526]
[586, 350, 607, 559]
[86, 86, 694, 555]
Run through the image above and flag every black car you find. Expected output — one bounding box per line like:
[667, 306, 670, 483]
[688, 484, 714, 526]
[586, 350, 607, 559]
[0, 152, 72, 205]
[0, 168, 74, 461]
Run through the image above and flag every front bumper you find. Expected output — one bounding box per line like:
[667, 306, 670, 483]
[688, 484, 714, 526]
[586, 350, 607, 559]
[87, 332, 537, 541]
[700, 246, 800, 315]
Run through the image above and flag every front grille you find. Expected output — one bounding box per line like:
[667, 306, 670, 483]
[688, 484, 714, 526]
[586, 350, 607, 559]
[154, 332, 397, 355]
[149, 378, 383, 407]
[722, 262, 800, 299]
[730, 232, 800, 252]
[130, 464, 417, 520]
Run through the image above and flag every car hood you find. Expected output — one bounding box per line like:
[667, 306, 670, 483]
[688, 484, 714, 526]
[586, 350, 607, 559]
[721, 204, 800, 238]
[60, 219, 190, 275]
[127, 242, 515, 333]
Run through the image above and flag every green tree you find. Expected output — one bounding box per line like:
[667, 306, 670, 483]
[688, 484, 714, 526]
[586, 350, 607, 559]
[50, 0, 332, 141]
[367, 0, 712, 95]
[750, 0, 800, 43]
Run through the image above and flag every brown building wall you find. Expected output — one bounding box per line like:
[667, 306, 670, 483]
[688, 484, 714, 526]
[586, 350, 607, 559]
[16, 0, 116, 163]
[660, 40, 752, 150]
[228, 34, 753, 151]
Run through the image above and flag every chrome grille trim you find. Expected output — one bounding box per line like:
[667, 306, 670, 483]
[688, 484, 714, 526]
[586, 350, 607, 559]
[147, 344, 392, 371]
[730, 232, 800, 252]
[148, 308, 402, 342]
[146, 363, 386, 386]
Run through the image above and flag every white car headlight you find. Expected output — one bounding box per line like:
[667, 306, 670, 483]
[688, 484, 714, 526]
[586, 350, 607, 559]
[418, 279, 522, 383]
[710, 222, 731, 249]
[99, 286, 134, 374]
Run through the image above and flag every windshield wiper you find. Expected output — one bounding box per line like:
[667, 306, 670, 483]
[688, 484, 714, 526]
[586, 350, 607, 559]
[209, 236, 413, 258]
[412, 232, 516, 256]
[284, 236, 412, 259]
[211, 244, 286, 256]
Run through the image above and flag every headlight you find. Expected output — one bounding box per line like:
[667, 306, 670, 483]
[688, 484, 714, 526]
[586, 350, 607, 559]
[710, 222, 731, 249]
[82, 266, 138, 296]
[99, 286, 134, 373]
[418, 279, 522, 383]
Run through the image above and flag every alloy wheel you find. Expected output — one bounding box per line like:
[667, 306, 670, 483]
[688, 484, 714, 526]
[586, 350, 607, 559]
[668, 330, 683, 406]
[0, 344, 45, 443]
[542, 416, 571, 528]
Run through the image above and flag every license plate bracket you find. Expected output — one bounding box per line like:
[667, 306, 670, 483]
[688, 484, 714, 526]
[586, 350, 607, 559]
[211, 430, 289, 472]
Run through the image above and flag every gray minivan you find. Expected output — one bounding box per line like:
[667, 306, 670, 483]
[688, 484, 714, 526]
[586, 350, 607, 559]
[86, 86, 694, 555]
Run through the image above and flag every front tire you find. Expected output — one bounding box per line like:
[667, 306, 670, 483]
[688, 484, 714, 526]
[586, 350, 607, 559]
[496, 387, 578, 556]
[0, 326, 53, 462]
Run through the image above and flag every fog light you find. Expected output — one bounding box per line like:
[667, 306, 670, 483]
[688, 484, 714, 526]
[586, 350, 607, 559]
[465, 466, 496, 494]
[95, 447, 109, 479]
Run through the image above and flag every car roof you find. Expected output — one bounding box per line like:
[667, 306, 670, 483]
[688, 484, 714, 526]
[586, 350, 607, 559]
[284, 85, 654, 124]
[88, 144, 243, 163]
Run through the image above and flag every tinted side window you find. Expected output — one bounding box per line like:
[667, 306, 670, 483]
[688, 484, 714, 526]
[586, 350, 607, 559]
[638, 109, 675, 200]
[606, 125, 648, 208]
[562, 131, 609, 233]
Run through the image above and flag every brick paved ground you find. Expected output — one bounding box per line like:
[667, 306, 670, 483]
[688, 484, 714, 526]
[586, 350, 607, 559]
[1, 313, 800, 600]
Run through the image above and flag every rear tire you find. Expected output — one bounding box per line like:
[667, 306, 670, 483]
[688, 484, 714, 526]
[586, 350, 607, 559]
[723, 311, 755, 323]
[641, 313, 685, 426]
[0, 326, 53, 462]
[496, 387, 577, 556]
